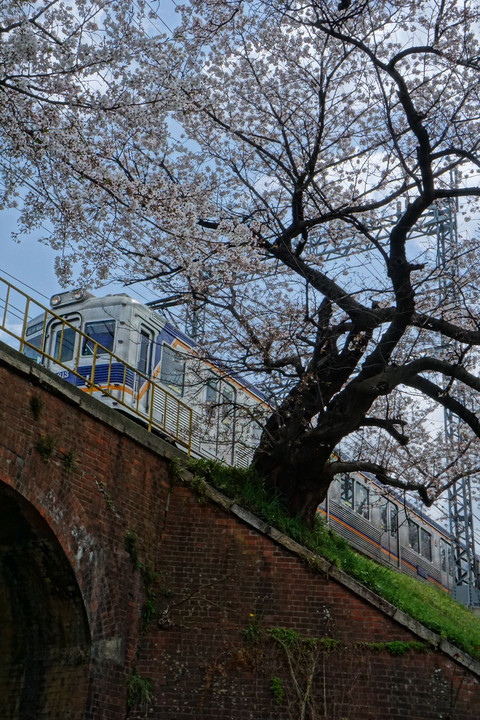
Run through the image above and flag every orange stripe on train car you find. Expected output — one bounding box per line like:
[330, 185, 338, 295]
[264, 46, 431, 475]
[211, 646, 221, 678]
[317, 507, 447, 591]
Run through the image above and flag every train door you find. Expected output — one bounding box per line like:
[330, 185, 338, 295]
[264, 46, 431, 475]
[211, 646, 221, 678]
[380, 500, 399, 566]
[46, 315, 81, 381]
[135, 326, 154, 416]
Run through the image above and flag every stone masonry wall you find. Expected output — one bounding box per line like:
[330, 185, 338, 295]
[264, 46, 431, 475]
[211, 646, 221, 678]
[0, 340, 479, 719]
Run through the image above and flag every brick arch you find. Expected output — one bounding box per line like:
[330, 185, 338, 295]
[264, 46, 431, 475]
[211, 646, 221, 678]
[0, 481, 91, 720]
[0, 446, 120, 639]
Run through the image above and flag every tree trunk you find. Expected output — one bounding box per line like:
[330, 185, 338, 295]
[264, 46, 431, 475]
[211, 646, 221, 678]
[253, 433, 334, 528]
[253, 370, 388, 526]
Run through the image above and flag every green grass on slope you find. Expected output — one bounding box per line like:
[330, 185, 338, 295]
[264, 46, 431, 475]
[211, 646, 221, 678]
[187, 459, 480, 660]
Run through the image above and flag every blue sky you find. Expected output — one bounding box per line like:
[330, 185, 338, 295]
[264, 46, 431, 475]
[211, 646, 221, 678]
[1, 209, 61, 302]
[1, 208, 166, 309]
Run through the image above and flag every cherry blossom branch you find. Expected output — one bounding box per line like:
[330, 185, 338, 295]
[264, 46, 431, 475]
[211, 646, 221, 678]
[359, 417, 409, 446]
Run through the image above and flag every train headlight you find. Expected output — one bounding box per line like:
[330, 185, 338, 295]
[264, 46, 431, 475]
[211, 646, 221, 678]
[50, 288, 87, 308]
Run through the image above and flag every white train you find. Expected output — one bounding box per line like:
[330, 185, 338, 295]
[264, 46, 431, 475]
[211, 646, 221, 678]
[23, 288, 267, 467]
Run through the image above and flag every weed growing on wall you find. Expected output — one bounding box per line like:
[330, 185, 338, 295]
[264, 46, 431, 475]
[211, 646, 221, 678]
[127, 667, 153, 714]
[124, 529, 160, 631]
[243, 614, 262, 645]
[357, 640, 427, 656]
[270, 676, 285, 704]
[63, 450, 77, 474]
[34, 434, 57, 462]
[96, 481, 116, 512]
[241, 618, 430, 719]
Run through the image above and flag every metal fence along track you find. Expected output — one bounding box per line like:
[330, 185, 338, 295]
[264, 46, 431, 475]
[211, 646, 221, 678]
[0, 276, 193, 453]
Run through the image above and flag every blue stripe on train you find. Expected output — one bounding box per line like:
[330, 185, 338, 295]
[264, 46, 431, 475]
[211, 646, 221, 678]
[57, 363, 136, 387]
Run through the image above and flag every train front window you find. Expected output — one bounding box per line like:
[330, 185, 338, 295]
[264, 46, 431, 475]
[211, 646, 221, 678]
[82, 320, 115, 356]
[24, 330, 43, 362]
[54, 327, 76, 363]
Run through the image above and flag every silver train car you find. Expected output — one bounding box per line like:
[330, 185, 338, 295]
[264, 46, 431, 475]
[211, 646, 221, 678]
[320, 472, 456, 592]
[23, 287, 466, 595]
[24, 288, 267, 467]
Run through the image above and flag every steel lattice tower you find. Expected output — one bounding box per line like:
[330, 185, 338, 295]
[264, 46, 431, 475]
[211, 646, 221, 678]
[432, 199, 479, 604]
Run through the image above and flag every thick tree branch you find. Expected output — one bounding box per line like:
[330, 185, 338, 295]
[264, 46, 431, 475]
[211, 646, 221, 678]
[403, 357, 480, 394]
[326, 460, 433, 505]
[413, 312, 480, 344]
[406, 375, 480, 437]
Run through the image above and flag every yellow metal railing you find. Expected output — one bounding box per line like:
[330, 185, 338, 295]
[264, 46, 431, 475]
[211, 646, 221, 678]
[0, 276, 193, 453]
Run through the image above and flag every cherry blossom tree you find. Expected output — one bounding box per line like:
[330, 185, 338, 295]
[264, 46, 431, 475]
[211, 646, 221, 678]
[5, 0, 480, 524]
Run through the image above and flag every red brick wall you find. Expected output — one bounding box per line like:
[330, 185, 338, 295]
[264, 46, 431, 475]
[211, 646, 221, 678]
[0, 342, 479, 719]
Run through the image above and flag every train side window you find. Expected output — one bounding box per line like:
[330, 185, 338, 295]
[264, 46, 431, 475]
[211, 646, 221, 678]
[380, 503, 387, 530]
[440, 539, 447, 571]
[220, 382, 236, 426]
[355, 482, 369, 519]
[439, 538, 452, 572]
[205, 375, 218, 421]
[381, 501, 398, 537]
[389, 504, 398, 538]
[205, 375, 218, 404]
[420, 528, 432, 561]
[340, 476, 369, 518]
[160, 345, 185, 395]
[447, 543, 453, 574]
[340, 475, 354, 509]
[82, 320, 115, 356]
[408, 520, 420, 554]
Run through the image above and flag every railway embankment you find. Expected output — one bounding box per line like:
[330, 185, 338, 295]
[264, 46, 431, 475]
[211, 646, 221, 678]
[187, 458, 480, 662]
[1, 339, 480, 719]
